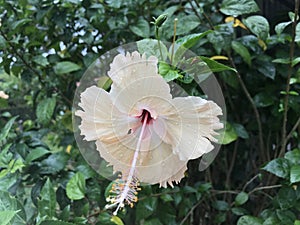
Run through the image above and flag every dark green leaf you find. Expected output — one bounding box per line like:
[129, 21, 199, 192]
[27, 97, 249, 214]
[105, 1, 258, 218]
[253, 92, 274, 108]
[237, 215, 263, 225]
[231, 207, 248, 216]
[38, 178, 56, 218]
[136, 198, 157, 220]
[232, 41, 251, 66]
[36, 97, 56, 125]
[262, 158, 290, 179]
[275, 187, 297, 210]
[11, 19, 32, 30]
[290, 165, 300, 184]
[66, 172, 86, 200]
[54, 61, 81, 75]
[220, 0, 259, 16]
[235, 192, 249, 206]
[25, 147, 49, 163]
[243, 16, 269, 40]
[40, 220, 76, 225]
[144, 218, 163, 225]
[0, 35, 6, 49]
[129, 18, 150, 38]
[212, 200, 230, 211]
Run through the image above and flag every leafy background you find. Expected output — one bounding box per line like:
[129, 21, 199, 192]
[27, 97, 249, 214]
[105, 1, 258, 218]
[0, 0, 300, 224]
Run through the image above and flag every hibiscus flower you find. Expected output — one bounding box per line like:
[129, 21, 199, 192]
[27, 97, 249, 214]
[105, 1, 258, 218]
[75, 51, 223, 215]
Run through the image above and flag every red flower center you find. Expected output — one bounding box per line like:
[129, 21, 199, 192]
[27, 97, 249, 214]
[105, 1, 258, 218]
[140, 109, 153, 124]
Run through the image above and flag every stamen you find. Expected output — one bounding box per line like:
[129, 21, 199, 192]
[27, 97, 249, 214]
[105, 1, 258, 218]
[105, 111, 149, 215]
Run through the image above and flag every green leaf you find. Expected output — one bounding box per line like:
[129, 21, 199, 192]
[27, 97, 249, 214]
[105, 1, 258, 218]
[0, 210, 18, 225]
[243, 16, 270, 40]
[296, 23, 300, 42]
[262, 158, 290, 179]
[11, 19, 32, 30]
[40, 220, 77, 225]
[110, 215, 124, 225]
[292, 57, 300, 67]
[275, 187, 297, 210]
[221, 122, 238, 145]
[273, 58, 290, 64]
[136, 198, 157, 220]
[212, 200, 230, 211]
[284, 149, 300, 165]
[137, 39, 168, 60]
[144, 218, 163, 225]
[231, 41, 251, 66]
[232, 123, 249, 139]
[36, 97, 56, 125]
[220, 0, 259, 16]
[199, 56, 237, 73]
[235, 192, 249, 206]
[295, 220, 300, 225]
[176, 31, 212, 49]
[290, 165, 300, 183]
[54, 61, 81, 75]
[25, 147, 49, 163]
[275, 21, 292, 35]
[253, 92, 274, 108]
[231, 207, 248, 216]
[66, 172, 86, 200]
[33, 55, 49, 67]
[237, 215, 263, 225]
[38, 178, 56, 218]
[129, 17, 150, 38]
[0, 35, 6, 49]
[0, 116, 17, 144]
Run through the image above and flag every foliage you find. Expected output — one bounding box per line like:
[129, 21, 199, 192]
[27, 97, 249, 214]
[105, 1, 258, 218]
[0, 0, 300, 224]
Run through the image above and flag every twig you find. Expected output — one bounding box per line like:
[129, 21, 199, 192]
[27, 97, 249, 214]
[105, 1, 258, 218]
[242, 174, 260, 192]
[285, 116, 300, 143]
[179, 198, 205, 225]
[279, 0, 300, 157]
[228, 54, 265, 162]
[248, 184, 282, 195]
[225, 139, 239, 189]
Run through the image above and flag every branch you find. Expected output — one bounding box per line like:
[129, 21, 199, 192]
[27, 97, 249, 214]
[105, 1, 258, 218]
[279, 0, 300, 157]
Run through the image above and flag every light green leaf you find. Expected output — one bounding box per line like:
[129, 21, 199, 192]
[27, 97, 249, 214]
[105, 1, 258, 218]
[176, 31, 212, 49]
[295, 220, 300, 225]
[237, 215, 263, 225]
[231, 41, 251, 66]
[275, 21, 292, 35]
[38, 178, 56, 218]
[262, 158, 290, 179]
[11, 19, 32, 30]
[36, 97, 56, 125]
[272, 58, 290, 64]
[111, 215, 125, 225]
[290, 165, 300, 183]
[199, 56, 237, 73]
[66, 172, 86, 200]
[25, 147, 49, 163]
[33, 55, 49, 67]
[0, 210, 18, 225]
[129, 18, 150, 38]
[221, 122, 238, 145]
[296, 23, 300, 42]
[0, 116, 17, 144]
[137, 39, 168, 60]
[284, 149, 300, 165]
[54, 61, 81, 75]
[292, 57, 300, 67]
[220, 0, 259, 16]
[235, 192, 249, 206]
[243, 16, 269, 40]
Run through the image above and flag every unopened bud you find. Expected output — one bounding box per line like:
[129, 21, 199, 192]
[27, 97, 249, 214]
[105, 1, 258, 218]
[154, 14, 167, 27]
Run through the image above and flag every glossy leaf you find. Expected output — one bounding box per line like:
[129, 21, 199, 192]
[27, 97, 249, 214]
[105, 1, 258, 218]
[231, 41, 252, 66]
[235, 192, 249, 206]
[176, 31, 212, 49]
[199, 56, 237, 73]
[275, 21, 292, 35]
[243, 16, 270, 40]
[237, 215, 263, 225]
[262, 158, 290, 179]
[220, 0, 259, 16]
[222, 122, 238, 145]
[290, 165, 300, 184]
[66, 172, 86, 200]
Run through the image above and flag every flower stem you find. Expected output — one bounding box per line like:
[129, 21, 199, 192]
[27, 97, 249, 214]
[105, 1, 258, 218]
[170, 18, 178, 65]
[112, 112, 148, 215]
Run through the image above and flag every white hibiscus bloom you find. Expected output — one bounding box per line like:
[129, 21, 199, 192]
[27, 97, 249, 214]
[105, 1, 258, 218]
[75, 51, 223, 215]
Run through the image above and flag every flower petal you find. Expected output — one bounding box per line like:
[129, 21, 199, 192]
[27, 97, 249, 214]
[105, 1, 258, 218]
[108, 51, 158, 86]
[159, 96, 223, 161]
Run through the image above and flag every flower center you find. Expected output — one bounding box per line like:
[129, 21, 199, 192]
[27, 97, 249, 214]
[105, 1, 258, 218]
[140, 109, 153, 124]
